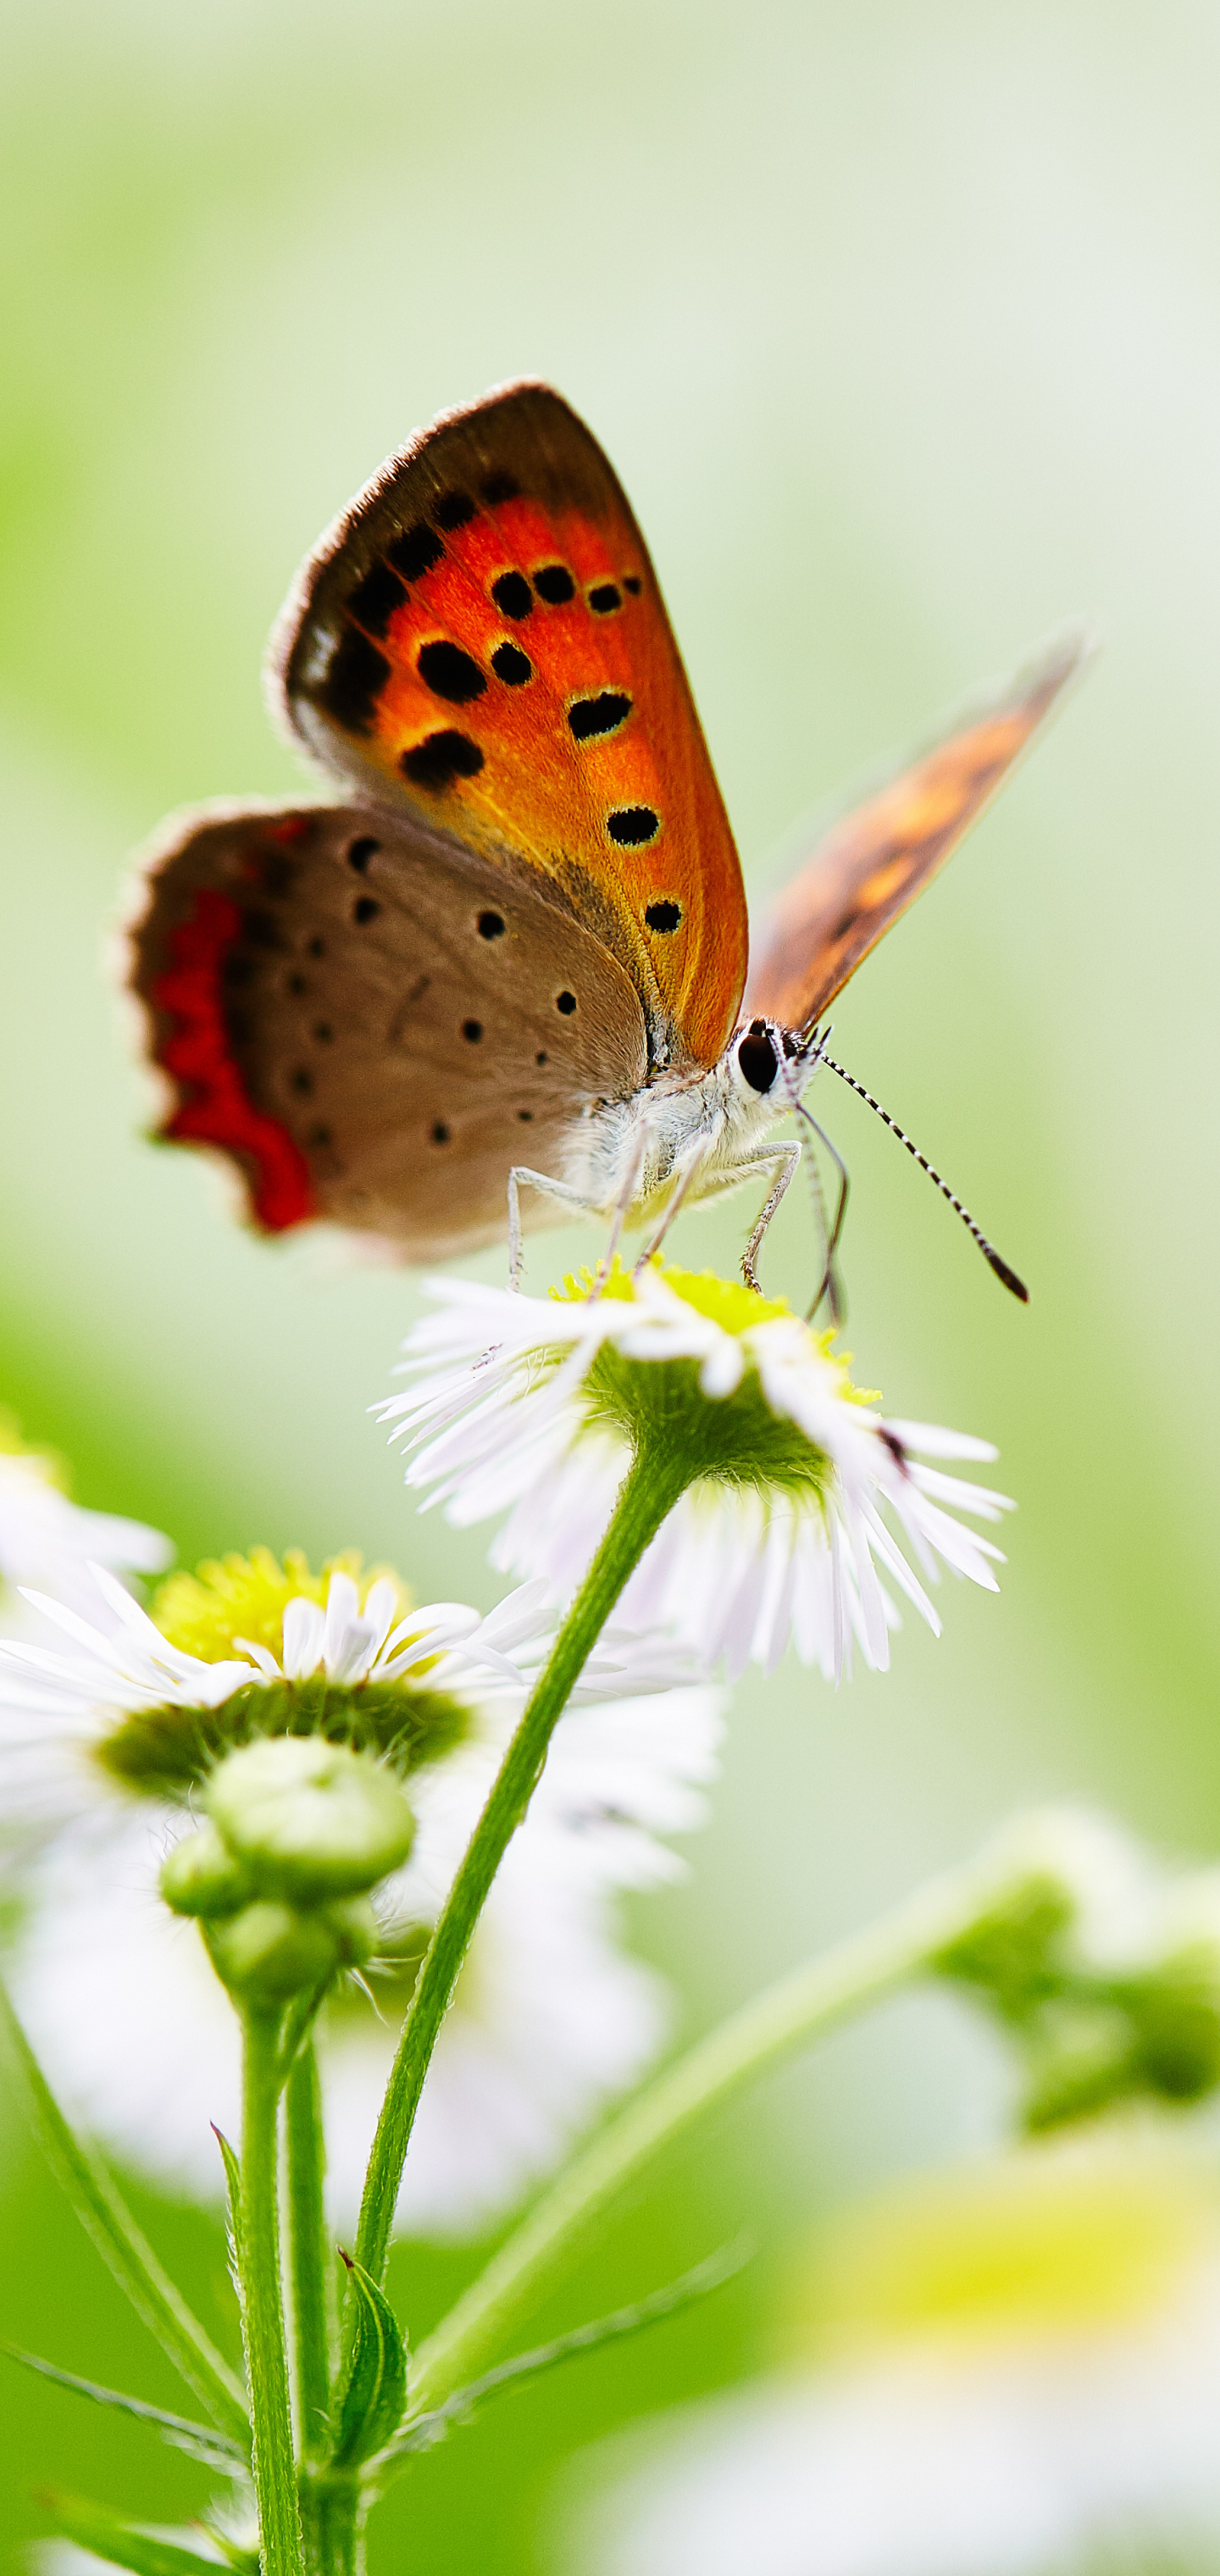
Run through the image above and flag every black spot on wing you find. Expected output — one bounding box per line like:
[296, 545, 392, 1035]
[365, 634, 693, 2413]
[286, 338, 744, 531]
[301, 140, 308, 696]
[349, 562, 408, 636]
[347, 836, 379, 873]
[534, 564, 575, 604]
[324, 630, 390, 734]
[491, 641, 532, 686]
[556, 991, 577, 1014]
[353, 897, 380, 925]
[588, 582, 622, 615]
[418, 640, 487, 703]
[402, 731, 485, 791]
[568, 691, 631, 742]
[645, 900, 681, 932]
[624, 574, 642, 596]
[477, 910, 506, 939]
[491, 570, 532, 619]
[434, 490, 476, 530]
[607, 805, 660, 847]
[388, 523, 445, 581]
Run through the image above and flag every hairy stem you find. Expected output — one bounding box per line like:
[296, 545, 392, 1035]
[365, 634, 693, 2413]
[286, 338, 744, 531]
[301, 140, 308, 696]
[286, 2045, 332, 2465]
[240, 2008, 303, 2576]
[351, 1442, 685, 2292]
[403, 1846, 1045, 2420]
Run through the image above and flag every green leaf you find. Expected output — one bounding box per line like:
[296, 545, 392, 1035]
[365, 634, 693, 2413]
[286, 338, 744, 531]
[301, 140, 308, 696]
[1, 2340, 245, 2471]
[38, 2490, 230, 2576]
[212, 2122, 243, 2268]
[330, 2252, 407, 2467]
[0, 1979, 248, 2446]
[382, 2240, 750, 2470]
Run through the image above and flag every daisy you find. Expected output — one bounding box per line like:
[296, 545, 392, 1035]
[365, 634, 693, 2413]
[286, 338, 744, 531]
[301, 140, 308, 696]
[10, 1682, 722, 2236]
[0, 1541, 722, 2235]
[0, 1546, 553, 1862]
[0, 1413, 169, 1627]
[377, 1264, 1012, 1680]
[569, 2141, 1220, 2576]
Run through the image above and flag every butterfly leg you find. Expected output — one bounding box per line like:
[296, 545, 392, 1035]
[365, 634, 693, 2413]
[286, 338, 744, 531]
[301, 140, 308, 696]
[507, 1166, 598, 1288]
[738, 1143, 802, 1292]
[632, 1141, 713, 1274]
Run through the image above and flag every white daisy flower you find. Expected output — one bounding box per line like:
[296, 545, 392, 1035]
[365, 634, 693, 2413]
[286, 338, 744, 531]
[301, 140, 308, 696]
[0, 1414, 169, 1629]
[0, 1546, 555, 1859]
[377, 1264, 1012, 1681]
[568, 2142, 1220, 2576]
[10, 1682, 722, 2237]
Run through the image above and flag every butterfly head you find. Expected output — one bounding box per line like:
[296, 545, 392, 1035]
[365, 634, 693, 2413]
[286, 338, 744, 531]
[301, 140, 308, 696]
[726, 1015, 812, 1107]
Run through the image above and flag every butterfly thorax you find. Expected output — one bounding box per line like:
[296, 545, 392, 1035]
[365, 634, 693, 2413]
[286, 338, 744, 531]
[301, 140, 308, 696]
[561, 1016, 802, 1223]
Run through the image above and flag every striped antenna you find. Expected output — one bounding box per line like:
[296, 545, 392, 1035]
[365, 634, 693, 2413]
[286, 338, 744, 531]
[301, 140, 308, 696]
[817, 1046, 1029, 1303]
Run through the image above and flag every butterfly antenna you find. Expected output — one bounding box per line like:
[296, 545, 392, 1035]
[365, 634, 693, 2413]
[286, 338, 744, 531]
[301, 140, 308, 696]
[778, 1044, 850, 1322]
[817, 1046, 1029, 1302]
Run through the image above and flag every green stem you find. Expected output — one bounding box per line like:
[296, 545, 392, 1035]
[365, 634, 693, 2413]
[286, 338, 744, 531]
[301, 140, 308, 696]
[240, 2009, 303, 2576]
[0, 1975, 248, 2446]
[402, 1847, 1045, 2423]
[286, 2045, 332, 2463]
[352, 1442, 685, 2292]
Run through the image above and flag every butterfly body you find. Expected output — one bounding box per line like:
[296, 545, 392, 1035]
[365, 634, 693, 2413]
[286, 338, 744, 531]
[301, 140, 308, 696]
[126, 380, 1086, 1284]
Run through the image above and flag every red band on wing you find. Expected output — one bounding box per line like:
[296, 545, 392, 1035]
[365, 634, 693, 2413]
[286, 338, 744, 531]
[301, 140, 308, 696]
[152, 888, 316, 1233]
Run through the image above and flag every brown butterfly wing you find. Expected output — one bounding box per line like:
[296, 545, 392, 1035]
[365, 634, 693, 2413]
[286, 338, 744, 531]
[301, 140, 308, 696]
[744, 631, 1090, 1035]
[126, 800, 647, 1259]
[272, 380, 748, 1073]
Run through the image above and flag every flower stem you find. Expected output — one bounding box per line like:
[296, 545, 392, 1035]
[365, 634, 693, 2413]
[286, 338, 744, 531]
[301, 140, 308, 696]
[400, 1846, 1047, 2424]
[240, 2007, 304, 2576]
[352, 1442, 687, 2293]
[286, 2044, 332, 2463]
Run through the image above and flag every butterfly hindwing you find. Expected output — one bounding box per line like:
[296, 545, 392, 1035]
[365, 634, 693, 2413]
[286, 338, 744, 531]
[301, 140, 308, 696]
[274, 380, 749, 1072]
[127, 799, 648, 1257]
[744, 630, 1090, 1035]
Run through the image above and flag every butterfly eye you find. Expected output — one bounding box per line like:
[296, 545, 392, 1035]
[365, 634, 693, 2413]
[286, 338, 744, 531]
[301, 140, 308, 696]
[737, 1028, 778, 1094]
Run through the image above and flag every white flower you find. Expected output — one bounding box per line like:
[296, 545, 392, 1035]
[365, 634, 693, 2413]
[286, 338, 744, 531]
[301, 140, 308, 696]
[567, 2143, 1220, 2576]
[377, 1267, 1012, 1681]
[9, 1685, 723, 2237]
[0, 1555, 556, 1857]
[0, 1431, 169, 1629]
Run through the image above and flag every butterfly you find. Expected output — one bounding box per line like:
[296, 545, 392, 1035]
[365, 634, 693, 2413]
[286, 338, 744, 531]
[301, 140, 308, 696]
[126, 379, 1084, 1295]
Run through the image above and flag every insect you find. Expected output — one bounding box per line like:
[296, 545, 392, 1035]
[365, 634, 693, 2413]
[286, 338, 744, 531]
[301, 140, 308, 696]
[127, 379, 1084, 1300]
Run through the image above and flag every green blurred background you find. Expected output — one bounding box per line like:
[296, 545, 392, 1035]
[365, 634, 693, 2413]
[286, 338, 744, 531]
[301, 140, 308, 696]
[2, 1, 1217, 2565]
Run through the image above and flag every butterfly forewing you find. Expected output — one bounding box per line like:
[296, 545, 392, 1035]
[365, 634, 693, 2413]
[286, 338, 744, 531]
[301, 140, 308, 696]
[744, 630, 1089, 1035]
[274, 380, 749, 1072]
[127, 801, 647, 1258]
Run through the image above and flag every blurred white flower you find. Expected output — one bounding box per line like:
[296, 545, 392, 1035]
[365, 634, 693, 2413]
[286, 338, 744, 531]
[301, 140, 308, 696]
[0, 1420, 169, 1630]
[378, 1267, 1012, 1680]
[567, 2144, 1220, 2576]
[11, 1684, 722, 2236]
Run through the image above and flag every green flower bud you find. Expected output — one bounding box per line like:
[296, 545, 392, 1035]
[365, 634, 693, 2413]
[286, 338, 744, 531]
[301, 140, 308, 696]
[159, 1822, 255, 1919]
[203, 1735, 414, 1902]
[1127, 1947, 1220, 2103]
[1021, 1999, 1139, 2133]
[325, 1894, 380, 1969]
[204, 1900, 342, 2004]
[934, 1874, 1075, 2019]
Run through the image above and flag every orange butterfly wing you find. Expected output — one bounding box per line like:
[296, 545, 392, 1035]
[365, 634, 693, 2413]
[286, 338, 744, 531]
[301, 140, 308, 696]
[744, 631, 1090, 1034]
[274, 380, 748, 1072]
